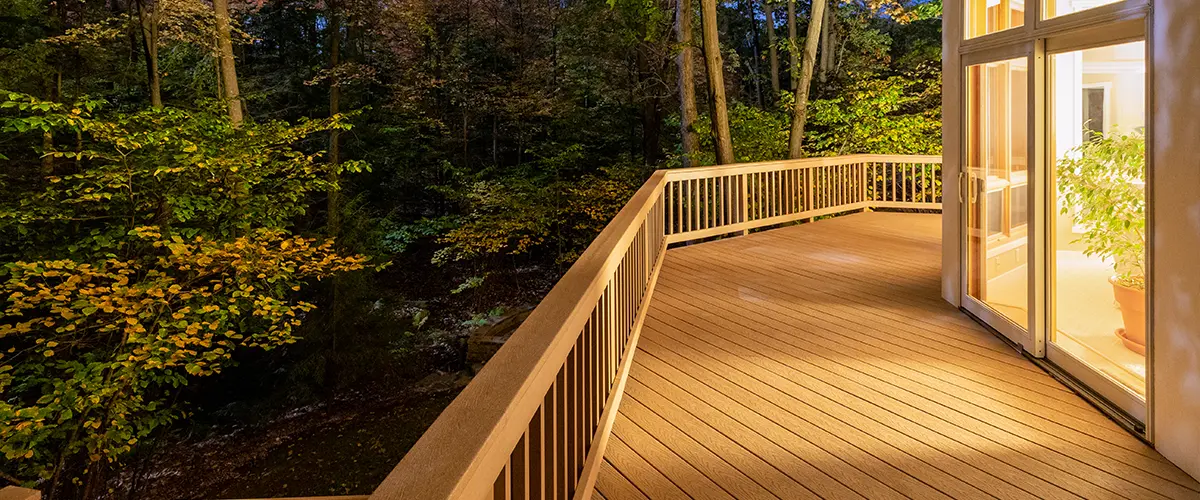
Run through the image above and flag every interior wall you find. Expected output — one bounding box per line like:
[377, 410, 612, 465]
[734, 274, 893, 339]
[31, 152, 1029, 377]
[942, 0, 963, 306]
[1150, 0, 1200, 482]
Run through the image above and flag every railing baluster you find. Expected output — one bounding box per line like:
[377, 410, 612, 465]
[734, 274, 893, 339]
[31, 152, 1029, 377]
[708, 177, 715, 229]
[778, 170, 784, 216]
[555, 368, 567, 500]
[530, 407, 544, 500]
[859, 163, 866, 203]
[738, 174, 747, 226]
[839, 164, 846, 207]
[674, 181, 682, 235]
[543, 386, 555, 498]
[700, 176, 710, 229]
[511, 434, 527, 500]
[890, 163, 896, 202]
[921, 164, 927, 202]
[718, 176, 726, 228]
[566, 346, 577, 496]
[665, 184, 674, 236]
[771, 170, 778, 217]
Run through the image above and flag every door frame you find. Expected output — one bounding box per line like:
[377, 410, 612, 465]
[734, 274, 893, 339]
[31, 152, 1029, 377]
[1041, 24, 1149, 423]
[959, 45, 1040, 353]
[949, 0, 1153, 432]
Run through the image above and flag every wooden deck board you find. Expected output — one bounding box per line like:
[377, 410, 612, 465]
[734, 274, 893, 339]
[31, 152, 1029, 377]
[596, 212, 1200, 500]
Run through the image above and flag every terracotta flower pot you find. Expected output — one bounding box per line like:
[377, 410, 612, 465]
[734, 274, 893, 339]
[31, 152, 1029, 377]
[1109, 276, 1146, 353]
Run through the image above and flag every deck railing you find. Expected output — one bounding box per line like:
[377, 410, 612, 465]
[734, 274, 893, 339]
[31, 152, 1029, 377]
[370, 171, 669, 500]
[663, 154, 942, 243]
[231, 155, 941, 500]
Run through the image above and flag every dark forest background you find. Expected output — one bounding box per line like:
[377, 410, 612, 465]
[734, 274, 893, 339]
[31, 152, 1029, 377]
[0, 0, 941, 497]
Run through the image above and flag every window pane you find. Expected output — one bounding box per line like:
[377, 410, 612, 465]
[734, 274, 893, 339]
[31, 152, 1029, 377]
[1044, 0, 1123, 19]
[966, 57, 1029, 330]
[1011, 184, 1028, 228]
[965, 0, 1025, 39]
[1050, 41, 1146, 398]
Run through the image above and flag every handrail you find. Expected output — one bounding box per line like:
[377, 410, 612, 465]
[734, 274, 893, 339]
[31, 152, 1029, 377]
[366, 154, 943, 500]
[371, 172, 669, 499]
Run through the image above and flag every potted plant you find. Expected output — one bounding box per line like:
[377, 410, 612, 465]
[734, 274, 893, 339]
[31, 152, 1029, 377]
[1056, 128, 1146, 353]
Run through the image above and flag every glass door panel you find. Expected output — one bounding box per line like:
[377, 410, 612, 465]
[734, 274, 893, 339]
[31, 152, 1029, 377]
[965, 57, 1030, 342]
[1049, 41, 1147, 406]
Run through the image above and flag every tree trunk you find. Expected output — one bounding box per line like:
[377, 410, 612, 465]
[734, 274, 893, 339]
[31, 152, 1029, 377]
[327, 8, 341, 237]
[818, 4, 832, 83]
[788, 0, 827, 158]
[676, 0, 700, 167]
[744, 0, 763, 108]
[637, 44, 664, 165]
[786, 0, 797, 89]
[135, 0, 161, 107]
[699, 0, 734, 164]
[213, 0, 243, 125]
[764, 1, 779, 96]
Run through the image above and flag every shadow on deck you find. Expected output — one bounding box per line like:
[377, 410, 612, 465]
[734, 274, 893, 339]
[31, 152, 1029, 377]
[597, 212, 1200, 500]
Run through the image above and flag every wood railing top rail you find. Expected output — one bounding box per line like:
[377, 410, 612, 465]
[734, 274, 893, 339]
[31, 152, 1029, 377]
[369, 171, 669, 500]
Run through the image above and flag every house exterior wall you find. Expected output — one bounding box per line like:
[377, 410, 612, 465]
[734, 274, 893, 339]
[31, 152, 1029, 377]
[1149, 0, 1200, 482]
[943, 0, 1200, 483]
[942, 0, 963, 307]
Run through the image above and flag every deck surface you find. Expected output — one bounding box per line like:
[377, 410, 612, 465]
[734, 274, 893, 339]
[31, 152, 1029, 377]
[594, 212, 1200, 500]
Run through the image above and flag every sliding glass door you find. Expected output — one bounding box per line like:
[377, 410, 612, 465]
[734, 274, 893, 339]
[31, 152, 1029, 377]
[960, 33, 1148, 423]
[963, 56, 1031, 346]
[1047, 40, 1147, 420]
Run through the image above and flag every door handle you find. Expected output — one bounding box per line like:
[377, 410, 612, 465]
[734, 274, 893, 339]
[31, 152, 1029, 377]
[958, 171, 966, 204]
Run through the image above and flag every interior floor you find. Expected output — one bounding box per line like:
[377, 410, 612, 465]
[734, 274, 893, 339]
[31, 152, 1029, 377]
[984, 251, 1146, 396]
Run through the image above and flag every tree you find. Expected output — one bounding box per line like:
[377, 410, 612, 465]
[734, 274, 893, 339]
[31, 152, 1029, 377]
[0, 91, 371, 496]
[818, 5, 834, 83]
[328, 1, 342, 237]
[786, 0, 797, 88]
[788, 0, 827, 158]
[212, 0, 242, 125]
[699, 0, 733, 164]
[134, 0, 162, 107]
[763, 0, 780, 96]
[676, 0, 700, 166]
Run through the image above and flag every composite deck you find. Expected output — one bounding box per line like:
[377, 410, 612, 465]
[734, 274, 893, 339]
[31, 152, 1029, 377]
[594, 211, 1200, 500]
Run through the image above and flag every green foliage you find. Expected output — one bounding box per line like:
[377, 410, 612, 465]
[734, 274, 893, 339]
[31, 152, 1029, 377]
[1056, 129, 1146, 288]
[691, 102, 790, 164]
[431, 148, 648, 271]
[0, 229, 367, 481]
[805, 70, 942, 155]
[0, 92, 367, 254]
[687, 69, 939, 163]
[0, 92, 374, 486]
